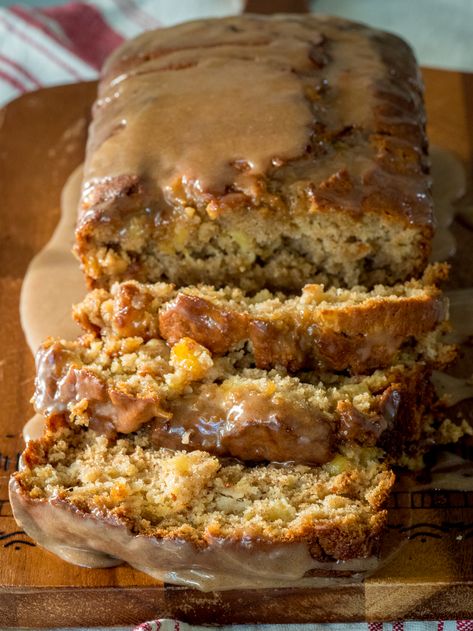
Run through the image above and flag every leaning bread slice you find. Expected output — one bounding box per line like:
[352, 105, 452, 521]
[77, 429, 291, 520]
[10, 417, 395, 590]
[73, 264, 449, 375]
[33, 332, 445, 465]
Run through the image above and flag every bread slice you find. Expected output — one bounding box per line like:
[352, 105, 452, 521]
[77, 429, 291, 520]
[75, 15, 432, 292]
[73, 264, 449, 375]
[33, 329, 445, 465]
[10, 417, 395, 589]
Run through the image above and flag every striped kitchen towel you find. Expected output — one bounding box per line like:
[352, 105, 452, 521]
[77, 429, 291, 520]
[0, 0, 243, 106]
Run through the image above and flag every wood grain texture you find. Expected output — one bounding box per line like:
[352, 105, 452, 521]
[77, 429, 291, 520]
[0, 70, 472, 627]
[244, 0, 309, 13]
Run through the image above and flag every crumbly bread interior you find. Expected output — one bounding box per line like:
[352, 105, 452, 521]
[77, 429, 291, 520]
[38, 334, 417, 399]
[74, 263, 447, 338]
[35, 333, 437, 430]
[79, 210, 429, 292]
[70, 264, 451, 379]
[18, 420, 394, 544]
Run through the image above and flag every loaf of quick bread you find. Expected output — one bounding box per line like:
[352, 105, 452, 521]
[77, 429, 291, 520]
[12, 14, 451, 590]
[75, 14, 432, 292]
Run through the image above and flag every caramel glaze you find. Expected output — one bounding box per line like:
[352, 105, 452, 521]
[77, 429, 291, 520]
[152, 386, 336, 464]
[78, 15, 432, 240]
[34, 341, 163, 435]
[150, 384, 390, 464]
[150, 375, 431, 464]
[33, 340, 430, 465]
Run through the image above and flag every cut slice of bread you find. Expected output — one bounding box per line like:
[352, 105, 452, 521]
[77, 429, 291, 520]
[10, 416, 395, 589]
[33, 332, 441, 464]
[73, 264, 449, 375]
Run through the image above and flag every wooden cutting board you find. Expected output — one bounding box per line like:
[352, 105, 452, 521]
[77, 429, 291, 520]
[0, 69, 472, 628]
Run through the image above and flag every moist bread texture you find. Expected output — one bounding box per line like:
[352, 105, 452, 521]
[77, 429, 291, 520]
[33, 331, 447, 465]
[75, 14, 432, 291]
[33, 264, 453, 466]
[10, 417, 394, 589]
[73, 264, 448, 374]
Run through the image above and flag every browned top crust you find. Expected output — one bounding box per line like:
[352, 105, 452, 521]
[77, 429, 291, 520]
[78, 14, 432, 239]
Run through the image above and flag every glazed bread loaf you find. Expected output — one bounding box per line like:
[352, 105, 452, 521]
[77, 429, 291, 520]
[10, 417, 394, 589]
[11, 15, 450, 589]
[75, 14, 432, 292]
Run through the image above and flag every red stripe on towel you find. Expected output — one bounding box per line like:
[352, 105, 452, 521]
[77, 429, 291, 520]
[0, 67, 26, 92]
[41, 2, 125, 69]
[1, 12, 84, 79]
[0, 54, 42, 88]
